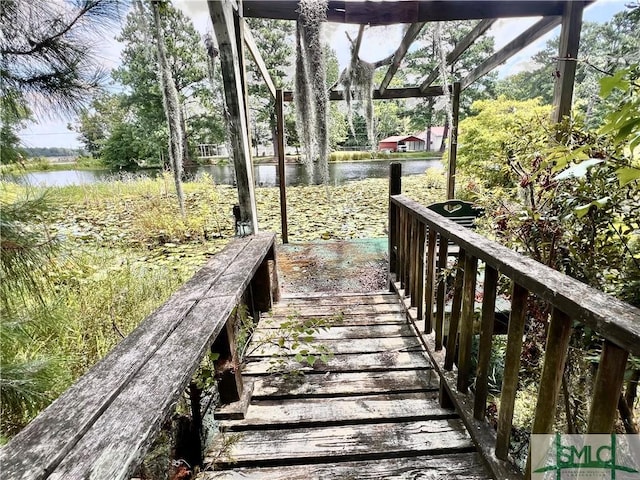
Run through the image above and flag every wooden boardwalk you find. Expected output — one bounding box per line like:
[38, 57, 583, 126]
[200, 292, 492, 479]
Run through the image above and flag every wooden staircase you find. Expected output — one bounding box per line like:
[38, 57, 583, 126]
[199, 292, 492, 479]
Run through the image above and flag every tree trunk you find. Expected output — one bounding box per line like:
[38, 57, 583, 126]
[150, 0, 185, 216]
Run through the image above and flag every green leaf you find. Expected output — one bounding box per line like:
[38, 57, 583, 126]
[305, 355, 317, 366]
[554, 158, 604, 181]
[599, 69, 629, 98]
[575, 204, 592, 218]
[615, 167, 640, 186]
[294, 353, 303, 362]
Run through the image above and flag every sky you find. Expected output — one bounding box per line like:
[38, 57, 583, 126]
[18, 0, 629, 150]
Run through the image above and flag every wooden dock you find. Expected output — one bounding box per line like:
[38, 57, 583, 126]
[200, 292, 492, 479]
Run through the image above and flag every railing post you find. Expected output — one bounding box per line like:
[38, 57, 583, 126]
[388, 163, 401, 290]
[250, 256, 273, 314]
[445, 249, 466, 370]
[457, 254, 478, 393]
[496, 283, 528, 460]
[434, 238, 448, 350]
[587, 340, 629, 433]
[474, 265, 498, 419]
[424, 229, 437, 333]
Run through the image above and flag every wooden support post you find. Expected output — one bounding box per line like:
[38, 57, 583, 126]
[434, 239, 448, 350]
[403, 211, 411, 292]
[275, 89, 288, 243]
[389, 163, 402, 288]
[212, 317, 243, 405]
[268, 244, 280, 303]
[446, 81, 461, 200]
[410, 217, 419, 306]
[209, 0, 258, 234]
[445, 249, 465, 370]
[552, 1, 584, 124]
[474, 265, 498, 419]
[250, 258, 272, 314]
[424, 229, 437, 333]
[525, 308, 572, 480]
[457, 254, 478, 393]
[496, 283, 528, 460]
[588, 340, 629, 433]
[531, 309, 572, 433]
[415, 222, 426, 321]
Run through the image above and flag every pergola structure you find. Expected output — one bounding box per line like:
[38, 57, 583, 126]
[208, 0, 587, 240]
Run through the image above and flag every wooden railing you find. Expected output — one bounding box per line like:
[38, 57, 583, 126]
[388, 165, 640, 479]
[0, 232, 278, 480]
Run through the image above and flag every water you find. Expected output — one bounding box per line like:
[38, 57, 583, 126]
[8, 158, 442, 188]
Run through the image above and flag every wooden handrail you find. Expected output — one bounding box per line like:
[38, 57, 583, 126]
[388, 174, 640, 478]
[1, 233, 278, 480]
[391, 194, 640, 355]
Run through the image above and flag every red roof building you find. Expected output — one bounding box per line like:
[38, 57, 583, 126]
[378, 135, 425, 152]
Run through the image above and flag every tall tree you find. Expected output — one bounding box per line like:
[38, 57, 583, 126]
[112, 1, 221, 166]
[0, 0, 121, 436]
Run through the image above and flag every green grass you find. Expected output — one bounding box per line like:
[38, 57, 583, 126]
[329, 150, 441, 162]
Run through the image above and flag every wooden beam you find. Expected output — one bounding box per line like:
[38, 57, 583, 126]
[461, 16, 561, 90]
[275, 89, 288, 243]
[446, 82, 460, 199]
[379, 22, 426, 95]
[243, 19, 276, 99]
[284, 86, 445, 102]
[209, 0, 258, 234]
[552, 1, 584, 123]
[243, 1, 568, 25]
[446, 19, 495, 63]
[419, 19, 494, 93]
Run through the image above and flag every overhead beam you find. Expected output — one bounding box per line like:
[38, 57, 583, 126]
[461, 16, 561, 90]
[419, 19, 495, 93]
[284, 86, 446, 102]
[243, 1, 568, 25]
[379, 22, 426, 95]
[446, 19, 495, 64]
[242, 20, 276, 99]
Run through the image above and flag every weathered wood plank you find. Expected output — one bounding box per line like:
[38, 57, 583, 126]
[49, 296, 237, 480]
[474, 265, 498, 420]
[200, 452, 492, 479]
[457, 254, 478, 393]
[207, 419, 476, 467]
[267, 302, 404, 317]
[284, 86, 446, 102]
[444, 249, 465, 370]
[205, 234, 276, 299]
[0, 237, 255, 479]
[248, 336, 425, 356]
[251, 370, 438, 398]
[273, 293, 399, 307]
[252, 323, 415, 342]
[391, 195, 640, 355]
[243, 350, 431, 375]
[222, 392, 453, 429]
[259, 312, 407, 327]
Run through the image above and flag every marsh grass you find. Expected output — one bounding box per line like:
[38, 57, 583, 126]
[0, 168, 448, 439]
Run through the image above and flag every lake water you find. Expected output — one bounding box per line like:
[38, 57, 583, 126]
[9, 158, 442, 188]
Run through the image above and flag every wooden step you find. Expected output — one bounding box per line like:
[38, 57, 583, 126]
[199, 452, 491, 479]
[206, 419, 476, 469]
[243, 350, 432, 375]
[220, 392, 453, 430]
[252, 323, 416, 341]
[250, 370, 438, 398]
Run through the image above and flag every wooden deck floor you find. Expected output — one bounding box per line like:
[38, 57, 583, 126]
[199, 292, 493, 479]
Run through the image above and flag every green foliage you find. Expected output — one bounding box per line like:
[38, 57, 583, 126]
[456, 96, 553, 188]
